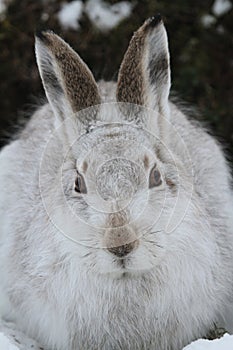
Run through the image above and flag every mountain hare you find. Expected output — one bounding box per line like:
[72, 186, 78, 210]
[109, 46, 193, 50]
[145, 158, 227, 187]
[0, 15, 233, 350]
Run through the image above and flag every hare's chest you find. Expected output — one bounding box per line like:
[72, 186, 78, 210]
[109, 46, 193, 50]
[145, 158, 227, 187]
[65, 284, 170, 350]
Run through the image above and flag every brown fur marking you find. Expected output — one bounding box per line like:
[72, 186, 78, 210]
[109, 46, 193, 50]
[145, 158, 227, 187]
[107, 211, 127, 228]
[82, 161, 88, 173]
[41, 32, 101, 112]
[116, 18, 162, 106]
[116, 25, 146, 106]
[143, 155, 150, 169]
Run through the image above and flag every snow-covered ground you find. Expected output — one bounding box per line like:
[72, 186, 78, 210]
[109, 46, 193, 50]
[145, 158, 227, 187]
[0, 320, 42, 349]
[183, 334, 233, 349]
[0, 333, 18, 350]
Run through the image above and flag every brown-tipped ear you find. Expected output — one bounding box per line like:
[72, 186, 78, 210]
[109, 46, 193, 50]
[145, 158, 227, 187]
[116, 15, 171, 121]
[35, 31, 100, 121]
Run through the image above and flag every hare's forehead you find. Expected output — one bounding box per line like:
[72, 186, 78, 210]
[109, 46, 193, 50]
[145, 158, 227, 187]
[74, 124, 156, 165]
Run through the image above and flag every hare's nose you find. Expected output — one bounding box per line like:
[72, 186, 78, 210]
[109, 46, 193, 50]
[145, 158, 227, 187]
[107, 241, 138, 258]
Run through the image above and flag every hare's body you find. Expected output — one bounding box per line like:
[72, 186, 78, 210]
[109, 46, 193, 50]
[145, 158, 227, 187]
[0, 17, 233, 350]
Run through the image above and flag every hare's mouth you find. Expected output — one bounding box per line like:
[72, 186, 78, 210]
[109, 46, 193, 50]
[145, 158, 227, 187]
[114, 257, 142, 276]
[109, 256, 132, 276]
[116, 257, 126, 269]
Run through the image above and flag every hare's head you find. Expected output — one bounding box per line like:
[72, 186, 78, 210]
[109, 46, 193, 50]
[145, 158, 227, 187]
[36, 16, 193, 277]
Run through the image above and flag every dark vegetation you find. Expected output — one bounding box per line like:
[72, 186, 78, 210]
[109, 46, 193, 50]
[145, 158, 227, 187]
[0, 0, 232, 159]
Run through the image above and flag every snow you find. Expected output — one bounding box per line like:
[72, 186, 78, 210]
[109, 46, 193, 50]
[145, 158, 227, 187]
[182, 334, 233, 349]
[0, 0, 8, 19]
[201, 14, 216, 28]
[57, 0, 84, 30]
[0, 0, 6, 14]
[85, 0, 133, 31]
[212, 0, 232, 16]
[201, 0, 232, 29]
[57, 0, 133, 31]
[0, 0, 12, 18]
[0, 333, 19, 350]
[0, 320, 43, 350]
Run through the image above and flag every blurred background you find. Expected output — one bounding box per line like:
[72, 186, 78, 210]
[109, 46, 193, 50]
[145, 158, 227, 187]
[0, 0, 232, 158]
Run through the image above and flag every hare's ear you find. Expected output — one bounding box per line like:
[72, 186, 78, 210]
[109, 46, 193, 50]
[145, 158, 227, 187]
[117, 16, 171, 126]
[35, 31, 100, 125]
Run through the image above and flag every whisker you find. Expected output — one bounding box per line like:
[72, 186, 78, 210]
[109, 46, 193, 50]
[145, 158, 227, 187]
[148, 230, 163, 235]
[141, 228, 163, 238]
[144, 239, 164, 249]
[81, 252, 92, 258]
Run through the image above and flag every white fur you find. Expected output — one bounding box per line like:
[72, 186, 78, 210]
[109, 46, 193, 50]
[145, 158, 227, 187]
[0, 21, 233, 350]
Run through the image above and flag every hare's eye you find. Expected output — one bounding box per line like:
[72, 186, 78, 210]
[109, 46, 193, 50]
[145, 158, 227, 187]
[74, 172, 87, 194]
[149, 165, 162, 188]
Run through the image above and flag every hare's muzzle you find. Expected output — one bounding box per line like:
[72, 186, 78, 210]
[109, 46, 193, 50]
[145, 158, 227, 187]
[104, 225, 139, 258]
